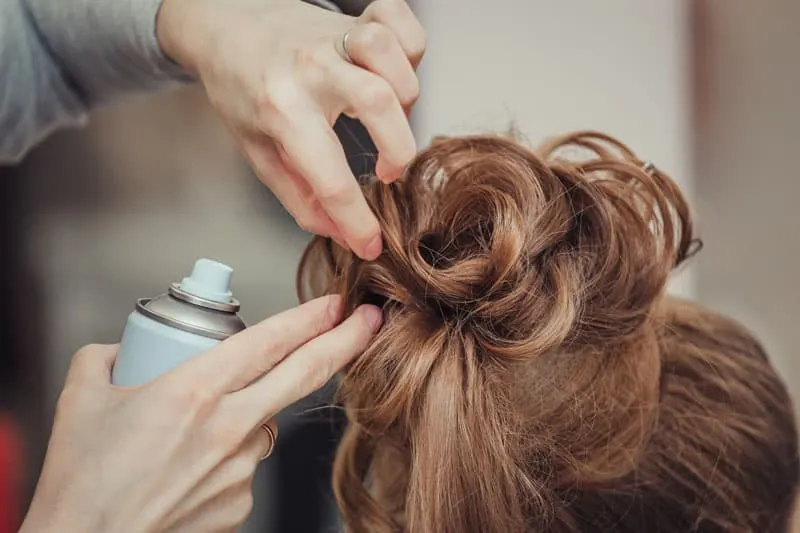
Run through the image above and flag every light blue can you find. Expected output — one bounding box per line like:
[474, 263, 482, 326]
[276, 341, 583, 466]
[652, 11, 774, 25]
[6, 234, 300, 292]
[112, 258, 247, 387]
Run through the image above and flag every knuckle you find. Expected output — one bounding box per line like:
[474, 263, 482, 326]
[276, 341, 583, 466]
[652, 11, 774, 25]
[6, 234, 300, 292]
[354, 79, 395, 114]
[238, 320, 295, 373]
[212, 417, 249, 453]
[294, 214, 314, 233]
[294, 43, 328, 71]
[65, 344, 108, 385]
[315, 181, 354, 205]
[357, 219, 382, 244]
[70, 344, 96, 370]
[305, 356, 337, 393]
[357, 22, 395, 54]
[403, 76, 421, 107]
[294, 212, 326, 236]
[257, 79, 301, 128]
[170, 385, 216, 419]
[55, 384, 80, 415]
[410, 30, 427, 60]
[231, 453, 257, 485]
[370, 0, 406, 17]
[232, 492, 255, 524]
[254, 323, 284, 362]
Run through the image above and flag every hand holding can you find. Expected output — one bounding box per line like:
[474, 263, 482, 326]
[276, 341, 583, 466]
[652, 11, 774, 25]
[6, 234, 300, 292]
[20, 262, 382, 533]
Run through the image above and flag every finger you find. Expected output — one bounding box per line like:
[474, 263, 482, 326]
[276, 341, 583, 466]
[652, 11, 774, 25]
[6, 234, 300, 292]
[232, 305, 382, 426]
[278, 112, 382, 260]
[166, 437, 262, 532]
[345, 22, 419, 109]
[239, 134, 343, 241]
[166, 295, 343, 394]
[66, 344, 119, 385]
[361, 0, 427, 69]
[168, 477, 254, 533]
[328, 60, 416, 183]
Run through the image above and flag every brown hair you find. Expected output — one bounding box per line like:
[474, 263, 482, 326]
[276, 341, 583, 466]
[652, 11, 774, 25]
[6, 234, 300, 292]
[297, 131, 799, 532]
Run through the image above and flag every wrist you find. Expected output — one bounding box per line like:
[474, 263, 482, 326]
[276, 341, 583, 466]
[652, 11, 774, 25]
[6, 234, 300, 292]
[19, 513, 55, 533]
[19, 507, 63, 533]
[20, 509, 105, 533]
[19, 492, 104, 533]
[156, 0, 203, 76]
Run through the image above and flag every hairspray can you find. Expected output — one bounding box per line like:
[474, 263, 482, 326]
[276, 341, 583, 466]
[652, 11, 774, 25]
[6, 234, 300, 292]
[112, 258, 246, 387]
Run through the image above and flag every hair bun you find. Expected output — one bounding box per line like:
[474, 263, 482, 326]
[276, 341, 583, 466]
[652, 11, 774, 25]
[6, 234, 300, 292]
[296, 131, 702, 533]
[300, 132, 697, 360]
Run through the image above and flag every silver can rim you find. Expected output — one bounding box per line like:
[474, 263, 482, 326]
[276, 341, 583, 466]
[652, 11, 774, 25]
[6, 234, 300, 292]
[168, 283, 241, 312]
[135, 298, 234, 341]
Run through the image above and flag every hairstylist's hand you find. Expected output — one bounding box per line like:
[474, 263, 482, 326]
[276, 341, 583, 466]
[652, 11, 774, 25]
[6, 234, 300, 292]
[20, 296, 381, 533]
[156, 0, 426, 260]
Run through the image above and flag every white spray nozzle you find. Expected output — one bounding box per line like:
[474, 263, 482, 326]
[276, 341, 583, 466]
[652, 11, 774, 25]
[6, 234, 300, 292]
[179, 258, 234, 303]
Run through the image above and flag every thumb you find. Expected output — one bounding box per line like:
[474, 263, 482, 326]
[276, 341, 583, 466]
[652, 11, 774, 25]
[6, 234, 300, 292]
[65, 344, 119, 386]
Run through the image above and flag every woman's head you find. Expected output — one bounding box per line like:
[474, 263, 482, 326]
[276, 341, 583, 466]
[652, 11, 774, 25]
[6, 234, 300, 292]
[297, 132, 798, 532]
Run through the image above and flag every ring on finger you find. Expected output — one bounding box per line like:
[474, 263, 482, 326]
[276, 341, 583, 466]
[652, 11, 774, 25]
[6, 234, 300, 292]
[260, 423, 277, 461]
[341, 29, 354, 63]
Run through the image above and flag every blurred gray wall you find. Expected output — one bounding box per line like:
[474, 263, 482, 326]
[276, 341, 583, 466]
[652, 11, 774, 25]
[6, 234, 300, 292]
[413, 0, 695, 298]
[693, 0, 800, 405]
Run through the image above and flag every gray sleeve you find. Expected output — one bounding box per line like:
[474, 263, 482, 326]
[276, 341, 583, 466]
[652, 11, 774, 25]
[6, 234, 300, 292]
[0, 0, 190, 164]
[22, 0, 191, 106]
[0, 0, 355, 165]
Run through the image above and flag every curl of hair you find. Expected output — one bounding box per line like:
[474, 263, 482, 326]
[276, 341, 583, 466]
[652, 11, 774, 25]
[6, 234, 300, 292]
[297, 132, 796, 533]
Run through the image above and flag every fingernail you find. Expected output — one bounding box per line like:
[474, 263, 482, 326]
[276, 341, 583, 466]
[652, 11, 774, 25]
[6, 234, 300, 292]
[358, 304, 383, 333]
[363, 234, 383, 261]
[376, 160, 398, 183]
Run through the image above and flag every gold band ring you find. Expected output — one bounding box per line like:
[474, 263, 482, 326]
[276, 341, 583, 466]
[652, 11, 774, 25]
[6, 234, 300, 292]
[260, 423, 276, 461]
[342, 29, 354, 63]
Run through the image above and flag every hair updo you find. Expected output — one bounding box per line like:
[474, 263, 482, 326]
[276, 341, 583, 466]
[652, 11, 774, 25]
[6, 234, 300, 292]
[297, 132, 798, 533]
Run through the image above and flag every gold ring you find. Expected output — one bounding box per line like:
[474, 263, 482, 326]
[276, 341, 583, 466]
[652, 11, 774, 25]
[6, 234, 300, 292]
[342, 29, 354, 63]
[260, 424, 276, 461]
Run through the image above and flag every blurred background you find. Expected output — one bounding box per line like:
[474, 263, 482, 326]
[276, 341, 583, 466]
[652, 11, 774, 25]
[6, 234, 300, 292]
[1, 0, 798, 531]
